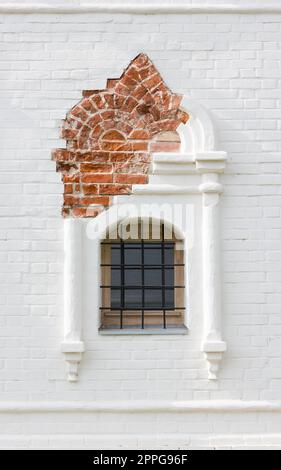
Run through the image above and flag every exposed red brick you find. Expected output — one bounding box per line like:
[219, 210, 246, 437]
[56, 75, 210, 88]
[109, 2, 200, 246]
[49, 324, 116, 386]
[82, 90, 97, 98]
[71, 207, 104, 218]
[81, 98, 97, 114]
[52, 149, 72, 162]
[79, 195, 111, 206]
[56, 162, 78, 173]
[114, 94, 126, 108]
[102, 130, 125, 141]
[114, 163, 149, 174]
[106, 79, 118, 89]
[64, 195, 79, 206]
[64, 184, 73, 194]
[82, 174, 113, 183]
[87, 114, 102, 128]
[71, 106, 89, 122]
[138, 64, 156, 81]
[70, 207, 87, 217]
[100, 141, 132, 152]
[114, 82, 130, 96]
[80, 163, 112, 173]
[61, 128, 78, 140]
[114, 174, 148, 184]
[53, 53, 188, 218]
[103, 93, 115, 108]
[131, 84, 148, 101]
[134, 53, 150, 68]
[110, 152, 134, 163]
[90, 124, 103, 139]
[99, 184, 132, 195]
[131, 142, 148, 151]
[129, 129, 150, 140]
[178, 109, 189, 124]
[82, 184, 99, 195]
[92, 94, 104, 109]
[63, 174, 80, 183]
[101, 110, 116, 121]
[121, 96, 138, 113]
[116, 121, 134, 135]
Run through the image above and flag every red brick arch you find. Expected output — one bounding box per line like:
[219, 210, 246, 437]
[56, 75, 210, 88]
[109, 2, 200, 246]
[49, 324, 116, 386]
[52, 53, 189, 217]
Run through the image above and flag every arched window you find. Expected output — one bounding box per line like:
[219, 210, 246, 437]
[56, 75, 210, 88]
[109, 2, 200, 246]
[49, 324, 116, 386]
[100, 219, 185, 331]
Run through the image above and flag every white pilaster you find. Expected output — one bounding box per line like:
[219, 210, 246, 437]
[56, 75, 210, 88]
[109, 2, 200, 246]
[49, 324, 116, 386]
[197, 152, 227, 379]
[61, 218, 85, 382]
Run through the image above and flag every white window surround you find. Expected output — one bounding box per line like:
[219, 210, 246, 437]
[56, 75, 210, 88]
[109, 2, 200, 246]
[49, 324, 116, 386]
[61, 97, 227, 382]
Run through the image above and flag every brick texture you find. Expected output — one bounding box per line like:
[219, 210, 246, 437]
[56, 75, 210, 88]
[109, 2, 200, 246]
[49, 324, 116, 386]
[52, 53, 188, 217]
[2, 6, 281, 449]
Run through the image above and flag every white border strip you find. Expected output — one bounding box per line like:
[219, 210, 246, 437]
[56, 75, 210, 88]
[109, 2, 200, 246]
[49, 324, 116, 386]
[1, 400, 281, 413]
[0, 3, 281, 14]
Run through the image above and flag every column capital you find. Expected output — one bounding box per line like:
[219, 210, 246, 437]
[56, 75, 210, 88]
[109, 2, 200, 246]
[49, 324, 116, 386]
[196, 151, 227, 174]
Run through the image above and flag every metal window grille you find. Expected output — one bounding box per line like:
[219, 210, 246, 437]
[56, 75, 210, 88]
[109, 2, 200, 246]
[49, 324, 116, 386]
[100, 226, 185, 329]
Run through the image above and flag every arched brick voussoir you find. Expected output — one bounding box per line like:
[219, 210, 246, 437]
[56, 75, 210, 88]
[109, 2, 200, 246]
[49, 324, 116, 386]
[148, 119, 183, 136]
[128, 129, 151, 140]
[115, 120, 134, 136]
[100, 130, 126, 141]
[120, 95, 139, 114]
[68, 105, 89, 123]
[53, 53, 189, 218]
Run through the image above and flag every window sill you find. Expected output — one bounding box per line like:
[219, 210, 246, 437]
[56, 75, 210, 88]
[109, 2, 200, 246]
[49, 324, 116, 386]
[98, 326, 188, 335]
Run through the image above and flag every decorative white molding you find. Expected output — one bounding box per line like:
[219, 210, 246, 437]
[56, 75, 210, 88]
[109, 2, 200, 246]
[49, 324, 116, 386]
[196, 151, 227, 174]
[1, 400, 281, 413]
[153, 153, 194, 164]
[152, 151, 227, 176]
[178, 98, 217, 153]
[199, 161, 227, 379]
[132, 184, 200, 195]
[1, 3, 281, 14]
[63, 218, 85, 382]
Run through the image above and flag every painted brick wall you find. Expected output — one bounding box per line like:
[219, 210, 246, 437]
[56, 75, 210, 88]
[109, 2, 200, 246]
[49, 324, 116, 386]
[1, 4, 281, 448]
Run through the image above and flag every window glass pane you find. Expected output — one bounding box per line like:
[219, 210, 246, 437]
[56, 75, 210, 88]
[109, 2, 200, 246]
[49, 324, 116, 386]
[111, 246, 121, 265]
[111, 268, 121, 286]
[143, 243, 162, 249]
[165, 268, 174, 286]
[124, 245, 142, 265]
[144, 269, 162, 286]
[164, 289, 174, 309]
[164, 246, 174, 264]
[144, 289, 162, 309]
[143, 245, 161, 265]
[124, 289, 142, 308]
[111, 288, 121, 309]
[124, 269, 142, 286]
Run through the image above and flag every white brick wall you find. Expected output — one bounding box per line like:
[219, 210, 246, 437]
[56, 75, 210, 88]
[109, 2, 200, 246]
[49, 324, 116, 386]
[1, 2, 281, 448]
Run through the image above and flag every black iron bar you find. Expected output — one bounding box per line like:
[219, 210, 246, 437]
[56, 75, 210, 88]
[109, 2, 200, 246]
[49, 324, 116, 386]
[141, 238, 145, 329]
[161, 225, 166, 329]
[120, 241, 125, 329]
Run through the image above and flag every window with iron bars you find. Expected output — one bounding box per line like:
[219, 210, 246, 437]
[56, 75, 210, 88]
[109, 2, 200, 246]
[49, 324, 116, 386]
[100, 223, 185, 331]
